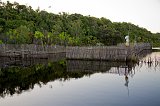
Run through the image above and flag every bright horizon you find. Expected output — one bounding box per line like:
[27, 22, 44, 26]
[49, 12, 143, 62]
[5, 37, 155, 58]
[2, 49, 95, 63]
[2, 0, 160, 33]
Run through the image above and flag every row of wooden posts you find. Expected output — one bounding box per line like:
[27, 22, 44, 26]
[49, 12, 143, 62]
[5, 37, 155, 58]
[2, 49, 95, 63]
[0, 44, 65, 59]
[66, 43, 152, 61]
[0, 43, 152, 61]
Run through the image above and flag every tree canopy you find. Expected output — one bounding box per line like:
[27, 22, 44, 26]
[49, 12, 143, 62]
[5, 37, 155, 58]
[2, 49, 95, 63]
[0, 1, 159, 46]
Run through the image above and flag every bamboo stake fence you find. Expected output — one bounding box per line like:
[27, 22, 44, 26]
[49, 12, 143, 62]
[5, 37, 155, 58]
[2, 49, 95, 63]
[66, 43, 152, 61]
[0, 43, 152, 61]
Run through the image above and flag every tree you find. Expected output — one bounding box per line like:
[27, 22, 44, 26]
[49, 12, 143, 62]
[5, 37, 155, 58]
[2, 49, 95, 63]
[6, 25, 30, 44]
[34, 30, 45, 46]
[0, 1, 159, 46]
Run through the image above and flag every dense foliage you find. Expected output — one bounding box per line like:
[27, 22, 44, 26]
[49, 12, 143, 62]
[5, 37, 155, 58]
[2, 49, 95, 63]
[0, 60, 93, 98]
[0, 1, 159, 46]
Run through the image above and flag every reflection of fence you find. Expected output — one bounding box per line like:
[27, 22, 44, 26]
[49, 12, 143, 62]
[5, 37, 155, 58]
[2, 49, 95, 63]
[66, 43, 152, 61]
[67, 60, 135, 76]
[138, 52, 160, 70]
[0, 53, 66, 67]
[108, 67, 135, 76]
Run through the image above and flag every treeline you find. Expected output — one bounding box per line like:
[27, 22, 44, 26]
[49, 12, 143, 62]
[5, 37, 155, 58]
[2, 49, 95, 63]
[0, 1, 159, 46]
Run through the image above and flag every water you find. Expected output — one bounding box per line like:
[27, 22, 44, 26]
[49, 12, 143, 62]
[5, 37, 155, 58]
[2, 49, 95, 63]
[0, 52, 160, 106]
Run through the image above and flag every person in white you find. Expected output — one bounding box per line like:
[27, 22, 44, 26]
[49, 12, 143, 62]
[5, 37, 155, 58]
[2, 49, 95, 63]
[125, 35, 129, 46]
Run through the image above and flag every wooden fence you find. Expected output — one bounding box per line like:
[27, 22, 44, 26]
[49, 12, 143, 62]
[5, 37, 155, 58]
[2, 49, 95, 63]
[0, 43, 152, 61]
[66, 43, 152, 61]
[0, 44, 65, 58]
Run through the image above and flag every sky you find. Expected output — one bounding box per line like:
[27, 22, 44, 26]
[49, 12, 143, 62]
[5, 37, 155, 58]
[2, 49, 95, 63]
[2, 0, 160, 33]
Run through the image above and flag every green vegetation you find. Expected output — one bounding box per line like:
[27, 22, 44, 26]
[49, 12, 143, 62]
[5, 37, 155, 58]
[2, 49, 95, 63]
[0, 1, 159, 46]
[0, 60, 93, 98]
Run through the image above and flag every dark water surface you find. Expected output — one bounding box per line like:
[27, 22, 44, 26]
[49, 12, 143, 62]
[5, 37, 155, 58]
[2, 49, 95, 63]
[0, 52, 160, 106]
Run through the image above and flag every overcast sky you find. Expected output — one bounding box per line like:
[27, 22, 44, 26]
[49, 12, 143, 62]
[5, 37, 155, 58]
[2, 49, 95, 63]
[2, 0, 160, 33]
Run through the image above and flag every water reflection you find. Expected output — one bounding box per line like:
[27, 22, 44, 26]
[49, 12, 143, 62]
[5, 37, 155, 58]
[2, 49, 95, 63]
[0, 59, 93, 98]
[137, 52, 160, 71]
[0, 52, 160, 99]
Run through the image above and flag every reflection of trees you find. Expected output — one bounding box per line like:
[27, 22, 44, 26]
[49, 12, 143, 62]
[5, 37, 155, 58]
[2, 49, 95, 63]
[0, 60, 93, 98]
[0, 60, 138, 98]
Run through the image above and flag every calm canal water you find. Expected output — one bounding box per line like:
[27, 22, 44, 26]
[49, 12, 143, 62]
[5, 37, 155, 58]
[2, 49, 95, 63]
[0, 52, 160, 106]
